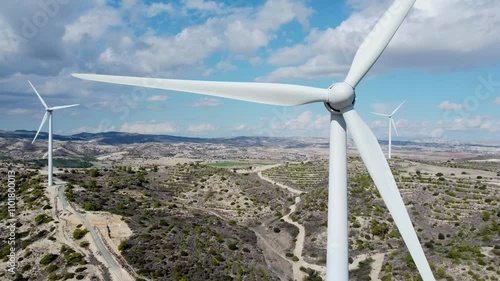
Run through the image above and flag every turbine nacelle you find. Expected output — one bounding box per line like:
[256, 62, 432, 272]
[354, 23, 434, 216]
[326, 82, 356, 113]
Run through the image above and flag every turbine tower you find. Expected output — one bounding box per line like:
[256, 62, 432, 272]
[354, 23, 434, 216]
[29, 81, 79, 187]
[372, 101, 405, 159]
[72, 0, 435, 279]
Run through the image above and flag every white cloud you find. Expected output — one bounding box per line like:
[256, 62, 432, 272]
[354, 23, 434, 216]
[94, 0, 313, 74]
[234, 124, 248, 131]
[371, 102, 389, 114]
[437, 101, 463, 111]
[263, 0, 500, 81]
[188, 98, 223, 108]
[121, 0, 139, 10]
[0, 18, 21, 58]
[187, 123, 216, 133]
[224, 21, 269, 55]
[63, 7, 121, 43]
[120, 121, 177, 134]
[285, 111, 328, 130]
[146, 95, 169, 102]
[98, 48, 119, 65]
[74, 124, 117, 133]
[183, 0, 221, 12]
[145, 3, 174, 17]
[256, 0, 312, 30]
[494, 97, 500, 105]
[203, 60, 238, 76]
[215, 61, 237, 72]
[6, 108, 32, 115]
[112, 24, 222, 73]
[438, 116, 500, 133]
[266, 111, 329, 135]
[369, 113, 500, 141]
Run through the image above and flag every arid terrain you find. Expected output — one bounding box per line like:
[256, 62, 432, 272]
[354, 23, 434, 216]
[0, 132, 499, 281]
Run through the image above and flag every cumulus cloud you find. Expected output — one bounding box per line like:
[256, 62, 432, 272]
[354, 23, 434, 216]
[145, 3, 174, 17]
[120, 121, 177, 134]
[234, 124, 248, 131]
[89, 0, 313, 75]
[6, 108, 33, 116]
[1, 1, 499, 140]
[438, 116, 499, 133]
[146, 95, 168, 102]
[188, 98, 223, 108]
[63, 7, 121, 43]
[215, 61, 237, 72]
[187, 123, 216, 133]
[183, 0, 222, 12]
[74, 124, 117, 133]
[262, 0, 500, 81]
[437, 101, 463, 111]
[265, 110, 329, 136]
[371, 102, 389, 114]
[0, 18, 20, 58]
[284, 111, 329, 130]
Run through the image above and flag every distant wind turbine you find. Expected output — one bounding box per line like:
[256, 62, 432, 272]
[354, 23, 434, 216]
[372, 101, 405, 159]
[29, 81, 79, 186]
[71, 0, 435, 279]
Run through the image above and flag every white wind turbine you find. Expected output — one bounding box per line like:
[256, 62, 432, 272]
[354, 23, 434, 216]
[72, 0, 435, 280]
[29, 81, 79, 187]
[372, 101, 405, 159]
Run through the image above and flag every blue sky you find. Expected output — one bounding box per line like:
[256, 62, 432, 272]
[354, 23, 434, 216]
[0, 0, 499, 142]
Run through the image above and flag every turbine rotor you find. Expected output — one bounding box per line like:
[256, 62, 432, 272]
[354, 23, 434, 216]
[326, 82, 356, 112]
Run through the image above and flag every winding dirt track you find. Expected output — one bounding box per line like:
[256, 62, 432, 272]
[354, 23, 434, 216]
[256, 168, 327, 280]
[257, 164, 395, 280]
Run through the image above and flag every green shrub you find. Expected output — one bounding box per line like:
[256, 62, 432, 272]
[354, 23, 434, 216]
[118, 241, 130, 252]
[40, 254, 58, 265]
[48, 272, 62, 280]
[72, 229, 89, 240]
[35, 214, 53, 225]
[47, 264, 58, 273]
[228, 241, 238, 251]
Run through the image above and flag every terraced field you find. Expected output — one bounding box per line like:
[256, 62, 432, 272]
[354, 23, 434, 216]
[2, 156, 498, 281]
[270, 157, 500, 280]
[262, 160, 328, 191]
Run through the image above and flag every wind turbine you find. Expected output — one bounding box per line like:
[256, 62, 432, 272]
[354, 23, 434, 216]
[72, 0, 435, 280]
[372, 101, 405, 159]
[29, 81, 79, 187]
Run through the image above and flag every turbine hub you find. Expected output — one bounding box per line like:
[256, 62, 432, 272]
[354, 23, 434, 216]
[326, 82, 355, 112]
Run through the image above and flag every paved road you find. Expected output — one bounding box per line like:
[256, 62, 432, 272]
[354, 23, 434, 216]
[56, 182, 128, 280]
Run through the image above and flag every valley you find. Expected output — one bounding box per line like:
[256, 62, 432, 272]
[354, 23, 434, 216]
[0, 134, 499, 281]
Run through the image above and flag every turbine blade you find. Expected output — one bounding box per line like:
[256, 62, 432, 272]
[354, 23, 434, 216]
[32, 111, 48, 143]
[28, 80, 48, 109]
[371, 112, 390, 117]
[391, 118, 399, 136]
[341, 106, 435, 280]
[72, 73, 327, 106]
[50, 104, 80, 110]
[344, 0, 416, 88]
[391, 100, 406, 116]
